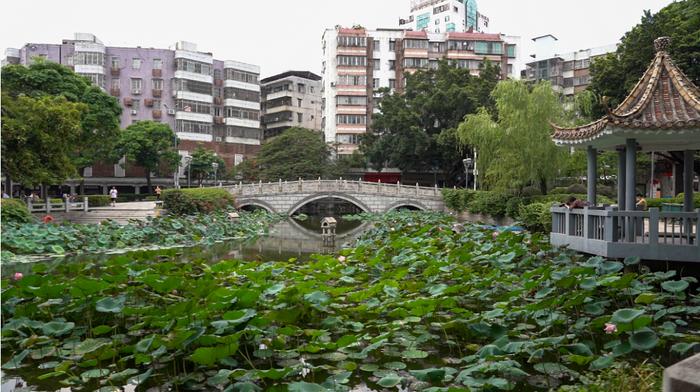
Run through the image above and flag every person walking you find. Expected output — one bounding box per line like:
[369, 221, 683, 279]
[155, 186, 162, 201]
[109, 187, 118, 207]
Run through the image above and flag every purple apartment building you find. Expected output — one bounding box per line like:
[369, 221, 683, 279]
[3, 33, 261, 195]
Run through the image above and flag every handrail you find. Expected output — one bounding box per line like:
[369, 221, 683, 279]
[224, 180, 443, 199]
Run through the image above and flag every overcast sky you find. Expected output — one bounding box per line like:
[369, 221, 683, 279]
[1, 0, 673, 77]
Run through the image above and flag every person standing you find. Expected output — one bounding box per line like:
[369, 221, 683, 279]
[109, 187, 118, 207]
[155, 186, 162, 201]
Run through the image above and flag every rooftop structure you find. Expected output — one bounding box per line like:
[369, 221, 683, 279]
[260, 71, 322, 138]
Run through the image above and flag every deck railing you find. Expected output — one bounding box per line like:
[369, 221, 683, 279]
[27, 197, 89, 213]
[226, 179, 443, 199]
[551, 206, 700, 251]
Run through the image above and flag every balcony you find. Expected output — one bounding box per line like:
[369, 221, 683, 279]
[145, 98, 154, 107]
[214, 96, 223, 105]
[111, 67, 120, 76]
[123, 97, 133, 106]
[152, 89, 162, 98]
[152, 109, 162, 119]
[214, 79, 223, 87]
[214, 116, 225, 124]
[110, 88, 120, 97]
[152, 69, 162, 78]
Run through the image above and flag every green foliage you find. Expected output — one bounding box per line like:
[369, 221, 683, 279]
[362, 60, 500, 184]
[162, 188, 236, 215]
[1, 199, 34, 224]
[647, 194, 700, 209]
[518, 203, 552, 232]
[255, 127, 333, 181]
[2, 212, 697, 390]
[1, 93, 86, 186]
[1, 61, 122, 171]
[84, 195, 111, 207]
[1, 210, 280, 256]
[458, 80, 565, 193]
[588, 0, 700, 116]
[112, 121, 180, 190]
[187, 146, 226, 186]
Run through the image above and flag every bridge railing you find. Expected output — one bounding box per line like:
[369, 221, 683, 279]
[225, 179, 443, 199]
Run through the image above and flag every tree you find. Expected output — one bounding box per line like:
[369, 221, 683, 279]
[361, 59, 500, 185]
[588, 0, 699, 116]
[457, 80, 565, 193]
[2, 61, 122, 190]
[254, 127, 333, 181]
[112, 121, 179, 192]
[188, 146, 225, 186]
[1, 93, 85, 187]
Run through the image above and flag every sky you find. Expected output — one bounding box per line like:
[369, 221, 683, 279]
[0, 0, 674, 78]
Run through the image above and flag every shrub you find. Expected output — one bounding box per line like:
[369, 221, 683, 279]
[505, 196, 527, 219]
[163, 188, 236, 215]
[597, 185, 616, 198]
[520, 186, 542, 197]
[1, 199, 34, 224]
[467, 191, 509, 217]
[566, 183, 587, 194]
[675, 193, 700, 208]
[83, 195, 111, 207]
[517, 202, 551, 232]
[550, 186, 569, 195]
[441, 189, 476, 212]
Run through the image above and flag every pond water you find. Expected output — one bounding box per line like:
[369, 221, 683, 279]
[0, 212, 369, 392]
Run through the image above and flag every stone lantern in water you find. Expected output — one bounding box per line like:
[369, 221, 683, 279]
[321, 217, 337, 246]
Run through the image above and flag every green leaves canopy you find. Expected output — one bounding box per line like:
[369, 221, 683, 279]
[187, 146, 226, 186]
[253, 127, 333, 181]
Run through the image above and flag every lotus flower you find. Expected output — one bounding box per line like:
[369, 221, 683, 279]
[492, 231, 499, 239]
[604, 323, 617, 334]
[13, 272, 23, 281]
[259, 343, 267, 350]
[42, 215, 54, 223]
[338, 255, 346, 262]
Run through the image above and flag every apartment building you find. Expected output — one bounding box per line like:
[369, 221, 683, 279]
[399, 0, 488, 34]
[522, 34, 617, 96]
[321, 26, 520, 156]
[4, 33, 261, 192]
[260, 71, 322, 139]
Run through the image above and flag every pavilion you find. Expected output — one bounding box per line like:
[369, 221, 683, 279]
[549, 37, 699, 262]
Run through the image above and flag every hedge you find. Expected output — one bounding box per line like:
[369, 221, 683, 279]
[1, 199, 34, 224]
[163, 188, 236, 215]
[647, 194, 700, 209]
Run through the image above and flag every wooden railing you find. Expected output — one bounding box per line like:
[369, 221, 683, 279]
[27, 197, 89, 213]
[551, 206, 699, 246]
[226, 179, 443, 199]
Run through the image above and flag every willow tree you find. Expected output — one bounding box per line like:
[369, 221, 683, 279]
[457, 80, 565, 194]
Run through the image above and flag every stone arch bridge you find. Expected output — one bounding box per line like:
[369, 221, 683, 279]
[224, 179, 445, 215]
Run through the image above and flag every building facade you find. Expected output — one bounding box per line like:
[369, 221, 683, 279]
[3, 33, 261, 193]
[321, 26, 520, 156]
[260, 71, 322, 139]
[399, 0, 488, 34]
[523, 35, 617, 96]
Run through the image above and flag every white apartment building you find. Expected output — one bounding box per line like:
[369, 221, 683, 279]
[260, 71, 323, 138]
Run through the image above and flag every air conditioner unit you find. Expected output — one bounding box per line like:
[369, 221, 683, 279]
[215, 137, 223, 142]
[131, 89, 141, 95]
[130, 109, 138, 115]
[167, 109, 176, 115]
[330, 82, 336, 87]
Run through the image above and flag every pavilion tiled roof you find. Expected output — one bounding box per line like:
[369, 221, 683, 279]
[551, 37, 700, 144]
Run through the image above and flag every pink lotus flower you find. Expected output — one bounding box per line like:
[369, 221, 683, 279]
[42, 215, 54, 224]
[13, 272, 23, 281]
[338, 255, 346, 262]
[492, 231, 499, 239]
[604, 323, 617, 334]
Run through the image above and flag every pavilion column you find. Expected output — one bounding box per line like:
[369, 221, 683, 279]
[683, 150, 694, 212]
[625, 139, 637, 242]
[587, 146, 597, 205]
[617, 148, 626, 210]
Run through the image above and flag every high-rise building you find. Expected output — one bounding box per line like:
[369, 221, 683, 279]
[321, 26, 520, 157]
[260, 71, 322, 139]
[523, 35, 617, 96]
[4, 33, 261, 192]
[399, 0, 488, 34]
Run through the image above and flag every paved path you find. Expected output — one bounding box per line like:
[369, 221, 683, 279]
[47, 201, 160, 224]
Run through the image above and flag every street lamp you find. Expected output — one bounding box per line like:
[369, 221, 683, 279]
[463, 158, 472, 189]
[183, 155, 192, 188]
[212, 162, 219, 186]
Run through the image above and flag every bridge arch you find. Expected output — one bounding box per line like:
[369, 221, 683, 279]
[237, 199, 277, 213]
[384, 200, 428, 212]
[287, 192, 372, 216]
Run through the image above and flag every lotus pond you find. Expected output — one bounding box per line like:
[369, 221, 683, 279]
[1, 211, 699, 391]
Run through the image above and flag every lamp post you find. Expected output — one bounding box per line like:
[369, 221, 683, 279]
[212, 162, 219, 186]
[463, 158, 473, 189]
[183, 155, 192, 188]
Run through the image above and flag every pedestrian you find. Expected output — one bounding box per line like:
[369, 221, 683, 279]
[635, 193, 647, 210]
[155, 186, 162, 201]
[2, 191, 9, 199]
[563, 196, 587, 209]
[109, 187, 118, 207]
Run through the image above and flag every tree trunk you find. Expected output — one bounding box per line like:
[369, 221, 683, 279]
[146, 172, 152, 195]
[539, 177, 548, 195]
[4, 174, 12, 197]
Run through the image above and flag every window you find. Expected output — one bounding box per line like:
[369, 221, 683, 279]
[404, 39, 428, 49]
[111, 56, 119, 69]
[372, 78, 379, 89]
[404, 58, 428, 68]
[389, 79, 396, 89]
[297, 113, 303, 122]
[389, 39, 396, 51]
[435, 28, 440, 33]
[176, 99, 211, 114]
[446, 22, 456, 32]
[337, 56, 367, 67]
[337, 75, 367, 85]
[152, 79, 163, 90]
[152, 99, 161, 109]
[132, 99, 140, 110]
[177, 120, 212, 134]
[224, 68, 258, 83]
[563, 61, 574, 72]
[213, 69, 222, 80]
[336, 134, 360, 144]
[373, 40, 380, 50]
[132, 58, 141, 69]
[430, 42, 446, 52]
[474, 41, 503, 55]
[131, 78, 143, 93]
[435, 19, 440, 25]
[336, 114, 366, 124]
[111, 79, 120, 89]
[373, 59, 380, 70]
[226, 126, 261, 140]
[573, 75, 590, 86]
[74, 52, 105, 66]
[448, 40, 472, 51]
[297, 98, 302, 107]
[337, 35, 367, 47]
[213, 106, 222, 116]
[389, 60, 396, 70]
[574, 58, 591, 69]
[506, 45, 516, 58]
[337, 96, 367, 105]
[224, 87, 260, 102]
[79, 73, 105, 88]
[433, 4, 449, 13]
[416, 12, 430, 30]
[153, 58, 162, 69]
[176, 58, 212, 75]
[173, 79, 213, 95]
[310, 86, 314, 93]
[445, 15, 450, 21]
[225, 107, 260, 120]
[298, 83, 306, 93]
